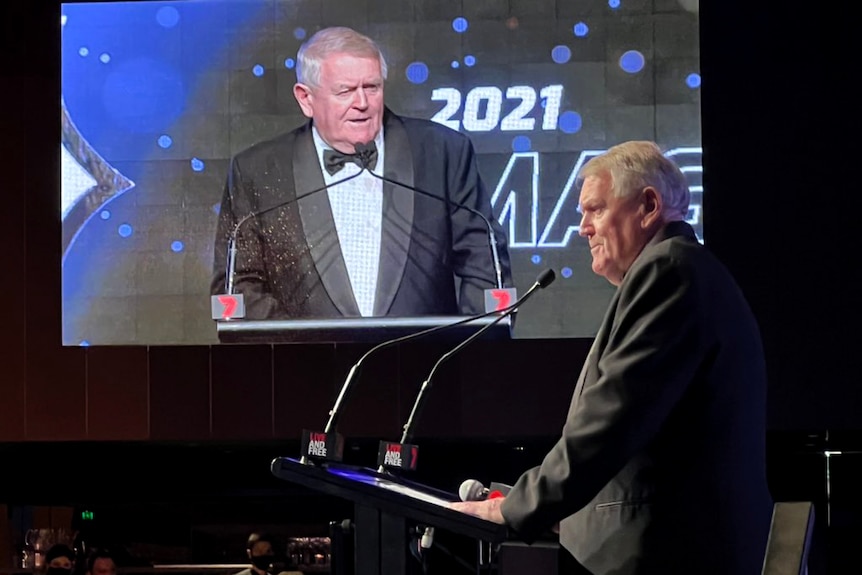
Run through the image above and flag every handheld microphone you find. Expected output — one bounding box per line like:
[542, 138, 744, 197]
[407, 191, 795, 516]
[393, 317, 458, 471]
[211, 167, 366, 321]
[299, 280, 535, 466]
[353, 141, 506, 292]
[458, 479, 513, 501]
[377, 268, 556, 472]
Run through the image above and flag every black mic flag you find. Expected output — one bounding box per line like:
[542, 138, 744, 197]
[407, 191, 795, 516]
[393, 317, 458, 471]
[211, 167, 366, 320]
[377, 268, 556, 473]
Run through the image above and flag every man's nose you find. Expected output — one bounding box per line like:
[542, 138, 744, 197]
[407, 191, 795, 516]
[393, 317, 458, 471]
[354, 89, 368, 108]
[578, 215, 589, 236]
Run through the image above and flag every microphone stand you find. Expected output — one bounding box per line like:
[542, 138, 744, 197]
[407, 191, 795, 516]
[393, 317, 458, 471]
[378, 269, 554, 473]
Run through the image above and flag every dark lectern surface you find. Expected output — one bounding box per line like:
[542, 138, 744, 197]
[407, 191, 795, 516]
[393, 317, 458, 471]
[270, 456, 509, 543]
[217, 315, 513, 343]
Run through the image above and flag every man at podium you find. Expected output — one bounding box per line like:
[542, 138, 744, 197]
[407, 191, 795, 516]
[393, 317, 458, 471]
[451, 141, 773, 575]
[211, 26, 511, 320]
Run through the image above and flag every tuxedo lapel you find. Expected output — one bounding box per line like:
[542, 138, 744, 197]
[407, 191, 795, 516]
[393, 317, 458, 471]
[293, 124, 360, 316]
[373, 112, 414, 316]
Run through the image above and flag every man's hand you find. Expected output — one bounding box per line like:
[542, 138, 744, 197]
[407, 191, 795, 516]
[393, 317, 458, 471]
[449, 497, 506, 524]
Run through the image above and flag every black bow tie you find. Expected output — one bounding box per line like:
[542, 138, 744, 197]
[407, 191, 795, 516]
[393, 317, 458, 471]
[323, 146, 378, 175]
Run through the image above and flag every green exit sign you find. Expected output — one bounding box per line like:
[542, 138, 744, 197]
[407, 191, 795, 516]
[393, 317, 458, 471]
[81, 510, 94, 520]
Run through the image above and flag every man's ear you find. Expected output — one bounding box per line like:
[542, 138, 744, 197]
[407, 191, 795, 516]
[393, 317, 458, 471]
[293, 83, 314, 118]
[641, 186, 663, 228]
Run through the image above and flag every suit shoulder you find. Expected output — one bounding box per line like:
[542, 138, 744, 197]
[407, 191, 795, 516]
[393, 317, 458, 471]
[231, 125, 306, 163]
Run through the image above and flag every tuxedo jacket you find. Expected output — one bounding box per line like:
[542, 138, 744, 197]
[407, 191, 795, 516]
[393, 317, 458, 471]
[501, 222, 773, 574]
[211, 109, 511, 318]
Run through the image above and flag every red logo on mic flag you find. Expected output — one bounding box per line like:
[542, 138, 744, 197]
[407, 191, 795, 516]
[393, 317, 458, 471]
[484, 288, 517, 312]
[210, 294, 245, 320]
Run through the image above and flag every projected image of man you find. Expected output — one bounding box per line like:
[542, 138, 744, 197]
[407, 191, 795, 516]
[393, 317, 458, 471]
[211, 26, 512, 319]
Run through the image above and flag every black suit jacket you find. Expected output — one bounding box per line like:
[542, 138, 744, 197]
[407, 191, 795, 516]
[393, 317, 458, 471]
[211, 109, 511, 319]
[501, 222, 773, 574]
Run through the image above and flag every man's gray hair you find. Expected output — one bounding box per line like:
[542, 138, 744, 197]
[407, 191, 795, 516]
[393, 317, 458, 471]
[296, 26, 388, 87]
[579, 140, 690, 221]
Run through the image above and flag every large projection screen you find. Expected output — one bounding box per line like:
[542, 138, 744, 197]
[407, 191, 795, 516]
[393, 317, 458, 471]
[60, 0, 701, 345]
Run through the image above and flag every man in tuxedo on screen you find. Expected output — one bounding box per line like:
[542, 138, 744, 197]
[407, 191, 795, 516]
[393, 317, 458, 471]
[210, 26, 511, 319]
[451, 141, 773, 574]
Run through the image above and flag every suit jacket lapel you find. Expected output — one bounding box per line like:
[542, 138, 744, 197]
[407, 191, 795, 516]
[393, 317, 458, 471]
[373, 111, 414, 315]
[293, 123, 360, 316]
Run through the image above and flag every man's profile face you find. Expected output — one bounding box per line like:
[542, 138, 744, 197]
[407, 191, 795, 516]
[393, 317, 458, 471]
[294, 53, 384, 153]
[89, 557, 116, 575]
[578, 173, 653, 286]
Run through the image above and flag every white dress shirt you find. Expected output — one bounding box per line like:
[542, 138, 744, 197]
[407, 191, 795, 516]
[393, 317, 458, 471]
[311, 127, 385, 317]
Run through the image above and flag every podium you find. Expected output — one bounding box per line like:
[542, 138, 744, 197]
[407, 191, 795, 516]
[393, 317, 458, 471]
[217, 315, 513, 343]
[270, 456, 509, 575]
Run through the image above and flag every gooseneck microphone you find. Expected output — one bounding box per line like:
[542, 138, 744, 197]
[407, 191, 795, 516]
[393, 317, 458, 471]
[377, 268, 556, 473]
[353, 141, 505, 290]
[300, 283, 535, 466]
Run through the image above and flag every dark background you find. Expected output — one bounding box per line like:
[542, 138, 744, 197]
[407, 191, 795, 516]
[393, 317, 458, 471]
[1, 0, 860, 573]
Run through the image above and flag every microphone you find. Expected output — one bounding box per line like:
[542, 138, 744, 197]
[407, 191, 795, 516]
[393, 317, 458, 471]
[377, 269, 556, 472]
[458, 479, 513, 501]
[211, 166, 367, 321]
[353, 140, 507, 292]
[299, 277, 541, 465]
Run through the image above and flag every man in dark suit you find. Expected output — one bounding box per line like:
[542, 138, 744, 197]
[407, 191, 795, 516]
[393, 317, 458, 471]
[451, 141, 773, 574]
[211, 26, 511, 319]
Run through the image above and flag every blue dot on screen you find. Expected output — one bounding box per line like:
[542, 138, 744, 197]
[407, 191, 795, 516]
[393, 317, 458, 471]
[212, 203, 221, 215]
[451, 60, 460, 69]
[191, 158, 205, 172]
[559, 111, 583, 134]
[551, 45, 572, 64]
[118, 224, 133, 238]
[452, 17, 469, 33]
[158, 135, 173, 149]
[100, 210, 111, 220]
[171, 241, 185, 253]
[79, 47, 89, 57]
[405, 62, 429, 84]
[80, 340, 91, 347]
[156, 6, 180, 28]
[253, 64, 265, 77]
[464, 55, 476, 67]
[686, 72, 701, 88]
[573, 22, 589, 37]
[609, 0, 621, 8]
[562, 267, 573, 278]
[531, 254, 542, 265]
[284, 58, 296, 69]
[99, 53, 111, 64]
[512, 135, 531, 152]
[294, 27, 306, 40]
[619, 50, 645, 73]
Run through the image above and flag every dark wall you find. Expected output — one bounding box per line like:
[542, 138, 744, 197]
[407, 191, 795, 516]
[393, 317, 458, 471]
[1, 1, 859, 443]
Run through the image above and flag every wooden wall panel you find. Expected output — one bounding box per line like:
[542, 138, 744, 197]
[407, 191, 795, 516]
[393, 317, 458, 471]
[149, 346, 211, 440]
[211, 345, 273, 440]
[273, 344, 338, 439]
[25, 347, 86, 441]
[86, 347, 149, 440]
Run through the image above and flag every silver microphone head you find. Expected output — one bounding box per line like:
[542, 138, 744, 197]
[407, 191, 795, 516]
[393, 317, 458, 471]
[458, 478, 487, 502]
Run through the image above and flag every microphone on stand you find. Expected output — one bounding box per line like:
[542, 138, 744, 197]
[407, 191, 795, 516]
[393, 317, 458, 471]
[353, 141, 509, 295]
[210, 167, 366, 321]
[299, 286, 534, 466]
[377, 269, 556, 473]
